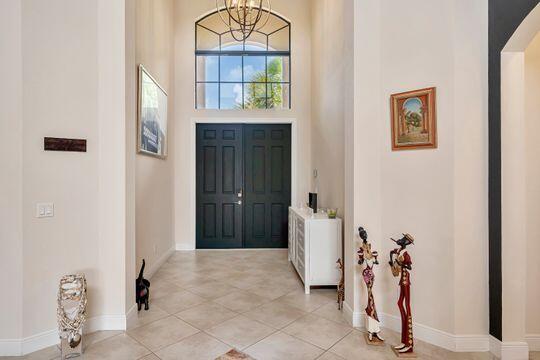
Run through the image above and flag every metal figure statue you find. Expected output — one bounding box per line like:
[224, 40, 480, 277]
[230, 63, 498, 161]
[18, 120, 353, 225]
[389, 234, 415, 356]
[357, 227, 384, 344]
[57, 274, 87, 359]
[336, 258, 345, 310]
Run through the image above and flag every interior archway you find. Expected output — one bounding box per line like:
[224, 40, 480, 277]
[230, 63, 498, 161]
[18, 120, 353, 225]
[500, 3, 540, 355]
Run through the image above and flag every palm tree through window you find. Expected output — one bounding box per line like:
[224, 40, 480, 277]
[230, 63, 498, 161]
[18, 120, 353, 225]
[195, 10, 291, 109]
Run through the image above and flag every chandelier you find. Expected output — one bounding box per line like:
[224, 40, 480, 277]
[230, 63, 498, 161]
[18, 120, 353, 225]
[216, 0, 271, 42]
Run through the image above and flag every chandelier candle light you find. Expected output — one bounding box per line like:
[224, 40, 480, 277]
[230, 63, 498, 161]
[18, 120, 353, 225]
[217, 0, 271, 41]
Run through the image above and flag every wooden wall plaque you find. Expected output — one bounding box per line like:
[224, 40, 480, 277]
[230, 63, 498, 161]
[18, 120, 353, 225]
[44, 137, 87, 152]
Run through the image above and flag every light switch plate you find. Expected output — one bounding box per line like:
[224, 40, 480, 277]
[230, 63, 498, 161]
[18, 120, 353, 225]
[36, 203, 54, 218]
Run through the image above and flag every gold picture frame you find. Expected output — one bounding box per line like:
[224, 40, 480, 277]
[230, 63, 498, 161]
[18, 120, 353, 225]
[390, 87, 437, 151]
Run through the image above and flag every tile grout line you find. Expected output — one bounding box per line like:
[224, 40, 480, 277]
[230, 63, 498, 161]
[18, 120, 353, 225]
[124, 331, 156, 359]
[147, 251, 345, 358]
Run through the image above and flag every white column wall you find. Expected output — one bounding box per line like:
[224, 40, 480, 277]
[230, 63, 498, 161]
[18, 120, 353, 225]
[525, 33, 540, 342]
[453, 0, 489, 337]
[0, 0, 24, 345]
[346, 0, 489, 349]
[0, 0, 131, 355]
[135, 0, 176, 277]
[500, 52, 528, 351]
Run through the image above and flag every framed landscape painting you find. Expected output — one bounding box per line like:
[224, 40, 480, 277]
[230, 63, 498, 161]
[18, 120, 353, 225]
[138, 65, 168, 158]
[390, 87, 437, 151]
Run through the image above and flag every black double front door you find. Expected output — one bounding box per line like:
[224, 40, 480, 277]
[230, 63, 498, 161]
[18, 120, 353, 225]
[196, 124, 291, 249]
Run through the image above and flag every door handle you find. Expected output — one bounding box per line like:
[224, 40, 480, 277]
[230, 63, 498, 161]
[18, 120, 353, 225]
[237, 200, 242, 205]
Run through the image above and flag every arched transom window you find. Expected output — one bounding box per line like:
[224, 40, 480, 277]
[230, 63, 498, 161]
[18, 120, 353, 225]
[195, 10, 291, 110]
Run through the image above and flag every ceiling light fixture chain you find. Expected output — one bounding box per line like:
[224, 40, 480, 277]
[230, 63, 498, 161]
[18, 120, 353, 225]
[216, 0, 272, 42]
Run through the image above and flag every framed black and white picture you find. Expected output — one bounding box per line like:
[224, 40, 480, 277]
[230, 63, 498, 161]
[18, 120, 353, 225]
[138, 65, 168, 158]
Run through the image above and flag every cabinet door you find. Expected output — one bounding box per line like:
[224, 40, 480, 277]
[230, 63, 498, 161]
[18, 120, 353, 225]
[310, 221, 340, 284]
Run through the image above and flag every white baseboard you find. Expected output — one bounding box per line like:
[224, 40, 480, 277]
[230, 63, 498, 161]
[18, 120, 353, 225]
[343, 302, 364, 328]
[381, 313, 455, 351]
[342, 302, 353, 327]
[490, 336, 502, 358]
[147, 245, 175, 279]
[197, 248, 288, 251]
[490, 335, 530, 359]
[526, 334, 540, 351]
[343, 312, 490, 352]
[0, 312, 130, 357]
[2, 247, 170, 357]
[0, 339, 21, 357]
[20, 329, 59, 356]
[175, 243, 195, 251]
[85, 314, 127, 333]
[500, 343, 530, 360]
[125, 303, 139, 330]
[0, 329, 60, 357]
[454, 334, 490, 352]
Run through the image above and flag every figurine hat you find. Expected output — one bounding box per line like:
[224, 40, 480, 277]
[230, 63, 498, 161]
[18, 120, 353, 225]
[403, 233, 415, 244]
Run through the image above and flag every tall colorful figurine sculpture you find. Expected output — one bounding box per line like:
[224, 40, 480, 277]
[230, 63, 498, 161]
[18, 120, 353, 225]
[389, 234, 416, 357]
[357, 227, 384, 344]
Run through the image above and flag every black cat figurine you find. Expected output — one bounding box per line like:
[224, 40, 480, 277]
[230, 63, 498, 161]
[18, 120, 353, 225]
[136, 259, 150, 311]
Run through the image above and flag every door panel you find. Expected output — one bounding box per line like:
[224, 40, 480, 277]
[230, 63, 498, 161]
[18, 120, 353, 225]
[244, 124, 291, 248]
[196, 124, 243, 249]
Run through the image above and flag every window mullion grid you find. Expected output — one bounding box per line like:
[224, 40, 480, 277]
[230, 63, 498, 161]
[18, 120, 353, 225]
[242, 54, 245, 109]
[195, 55, 198, 109]
[265, 54, 268, 109]
[218, 55, 222, 109]
[196, 34, 291, 110]
[196, 81, 289, 84]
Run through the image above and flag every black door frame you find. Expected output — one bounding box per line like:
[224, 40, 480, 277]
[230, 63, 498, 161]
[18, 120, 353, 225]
[192, 119, 297, 249]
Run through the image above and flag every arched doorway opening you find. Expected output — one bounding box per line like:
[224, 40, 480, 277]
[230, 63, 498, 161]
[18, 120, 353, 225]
[499, 3, 540, 357]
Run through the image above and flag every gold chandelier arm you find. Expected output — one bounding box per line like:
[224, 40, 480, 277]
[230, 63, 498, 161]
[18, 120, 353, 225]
[217, 0, 243, 27]
[216, 0, 273, 42]
[255, 0, 271, 31]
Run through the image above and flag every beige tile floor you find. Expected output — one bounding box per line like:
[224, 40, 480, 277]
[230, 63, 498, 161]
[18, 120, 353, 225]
[9, 250, 539, 359]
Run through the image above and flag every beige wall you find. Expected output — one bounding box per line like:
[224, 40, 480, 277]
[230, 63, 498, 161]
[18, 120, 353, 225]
[342, 0, 356, 310]
[311, 0, 345, 215]
[525, 33, 540, 337]
[500, 6, 540, 348]
[452, 0, 489, 336]
[500, 33, 540, 347]
[173, 0, 312, 250]
[135, 0, 175, 274]
[501, 51, 527, 344]
[21, 0, 102, 334]
[97, 0, 128, 319]
[347, 0, 383, 316]
[125, 0, 137, 317]
[346, 0, 489, 340]
[0, 0, 130, 354]
[378, 0, 456, 334]
[0, 0, 24, 342]
[0, 0, 496, 353]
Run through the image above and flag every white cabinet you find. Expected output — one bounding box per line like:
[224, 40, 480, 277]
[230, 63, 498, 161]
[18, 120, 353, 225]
[288, 207, 342, 294]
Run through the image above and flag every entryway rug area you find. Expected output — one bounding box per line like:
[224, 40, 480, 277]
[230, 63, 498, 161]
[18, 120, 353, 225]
[216, 349, 257, 360]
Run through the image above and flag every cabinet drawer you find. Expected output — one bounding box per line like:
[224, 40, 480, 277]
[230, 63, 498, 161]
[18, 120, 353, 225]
[297, 229, 305, 247]
[297, 259, 305, 278]
[297, 244, 305, 261]
[297, 219, 305, 233]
